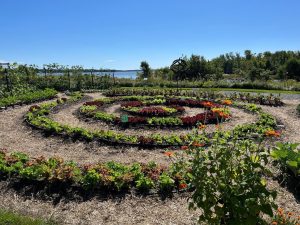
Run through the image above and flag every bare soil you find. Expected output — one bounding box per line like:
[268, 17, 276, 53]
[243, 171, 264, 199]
[0, 93, 299, 224]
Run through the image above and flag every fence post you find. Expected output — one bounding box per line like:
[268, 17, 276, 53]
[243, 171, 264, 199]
[4, 68, 11, 94]
[68, 69, 71, 90]
[43, 67, 47, 87]
[91, 69, 94, 89]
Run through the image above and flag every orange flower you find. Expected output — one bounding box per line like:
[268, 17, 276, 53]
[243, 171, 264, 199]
[265, 130, 280, 137]
[198, 124, 206, 130]
[203, 101, 213, 108]
[271, 222, 277, 225]
[277, 207, 284, 217]
[219, 112, 229, 119]
[222, 99, 232, 106]
[179, 183, 187, 190]
[211, 108, 220, 113]
[277, 208, 284, 213]
[164, 151, 174, 157]
[287, 212, 293, 217]
[192, 141, 205, 147]
[181, 146, 189, 150]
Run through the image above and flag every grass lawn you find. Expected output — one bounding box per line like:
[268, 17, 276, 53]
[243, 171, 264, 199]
[120, 86, 300, 94]
[200, 87, 300, 94]
[0, 209, 57, 225]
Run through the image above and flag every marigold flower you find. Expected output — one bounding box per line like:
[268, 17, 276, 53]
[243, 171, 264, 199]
[179, 183, 187, 190]
[192, 141, 205, 147]
[198, 124, 206, 130]
[164, 151, 174, 157]
[222, 99, 232, 105]
[271, 222, 277, 225]
[203, 101, 213, 108]
[181, 146, 189, 150]
[221, 113, 230, 119]
[218, 112, 226, 118]
[287, 212, 293, 217]
[265, 130, 280, 137]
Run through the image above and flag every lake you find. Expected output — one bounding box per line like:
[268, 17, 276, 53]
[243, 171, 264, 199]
[38, 70, 139, 79]
[85, 71, 139, 79]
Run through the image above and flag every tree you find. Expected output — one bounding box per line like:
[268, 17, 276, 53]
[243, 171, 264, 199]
[187, 55, 209, 80]
[244, 50, 253, 60]
[248, 68, 260, 82]
[140, 61, 151, 79]
[285, 58, 300, 81]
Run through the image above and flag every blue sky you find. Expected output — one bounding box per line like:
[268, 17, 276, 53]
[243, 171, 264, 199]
[0, 0, 300, 69]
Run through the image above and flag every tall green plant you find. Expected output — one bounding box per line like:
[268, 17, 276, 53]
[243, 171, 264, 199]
[189, 133, 277, 224]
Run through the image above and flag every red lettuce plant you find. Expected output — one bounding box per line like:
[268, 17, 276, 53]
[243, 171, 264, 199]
[84, 101, 104, 107]
[121, 101, 143, 108]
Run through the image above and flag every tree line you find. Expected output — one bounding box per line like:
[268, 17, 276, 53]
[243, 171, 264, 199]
[140, 50, 300, 81]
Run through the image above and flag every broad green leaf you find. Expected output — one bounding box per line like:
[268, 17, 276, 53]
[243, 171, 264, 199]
[287, 161, 298, 168]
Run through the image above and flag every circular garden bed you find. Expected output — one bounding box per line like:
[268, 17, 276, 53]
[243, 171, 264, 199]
[79, 96, 231, 127]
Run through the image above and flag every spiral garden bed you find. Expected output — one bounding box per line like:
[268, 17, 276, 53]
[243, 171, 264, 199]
[1, 90, 299, 224]
[1, 92, 284, 197]
[23, 92, 279, 148]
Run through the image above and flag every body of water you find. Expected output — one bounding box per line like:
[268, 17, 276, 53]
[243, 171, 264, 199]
[38, 70, 139, 79]
[86, 71, 139, 79]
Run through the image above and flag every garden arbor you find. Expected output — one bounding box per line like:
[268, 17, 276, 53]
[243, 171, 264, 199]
[170, 58, 187, 93]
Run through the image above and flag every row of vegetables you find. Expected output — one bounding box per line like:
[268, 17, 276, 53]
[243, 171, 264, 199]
[0, 150, 190, 193]
[228, 92, 284, 106]
[104, 88, 212, 98]
[1, 141, 299, 224]
[1, 140, 296, 196]
[0, 88, 58, 108]
[122, 105, 185, 117]
[104, 88, 284, 106]
[25, 94, 279, 147]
